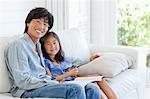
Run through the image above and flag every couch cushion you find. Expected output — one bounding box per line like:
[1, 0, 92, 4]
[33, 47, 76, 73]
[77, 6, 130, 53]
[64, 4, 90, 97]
[105, 69, 138, 98]
[0, 35, 22, 93]
[0, 93, 63, 99]
[56, 28, 91, 64]
[0, 93, 18, 99]
[0, 37, 11, 93]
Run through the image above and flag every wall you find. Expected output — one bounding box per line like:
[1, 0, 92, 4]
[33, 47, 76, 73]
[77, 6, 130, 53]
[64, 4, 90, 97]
[0, 0, 46, 37]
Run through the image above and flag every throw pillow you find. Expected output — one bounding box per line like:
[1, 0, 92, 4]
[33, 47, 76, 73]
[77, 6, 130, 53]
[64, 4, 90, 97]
[78, 52, 135, 77]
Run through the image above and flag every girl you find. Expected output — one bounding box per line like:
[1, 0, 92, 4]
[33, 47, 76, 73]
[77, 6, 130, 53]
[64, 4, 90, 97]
[40, 31, 79, 81]
[40, 31, 117, 99]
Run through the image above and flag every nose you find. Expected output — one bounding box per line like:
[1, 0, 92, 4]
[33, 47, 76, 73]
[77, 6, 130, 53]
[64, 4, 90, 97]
[39, 23, 45, 33]
[51, 44, 55, 49]
[48, 43, 54, 49]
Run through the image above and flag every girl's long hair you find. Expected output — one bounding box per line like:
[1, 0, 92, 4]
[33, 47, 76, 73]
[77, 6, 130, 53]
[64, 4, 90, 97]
[40, 31, 64, 63]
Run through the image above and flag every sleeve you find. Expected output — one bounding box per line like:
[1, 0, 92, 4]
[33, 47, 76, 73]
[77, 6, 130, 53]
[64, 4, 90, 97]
[44, 59, 52, 69]
[72, 58, 86, 67]
[5, 42, 56, 90]
[62, 57, 73, 69]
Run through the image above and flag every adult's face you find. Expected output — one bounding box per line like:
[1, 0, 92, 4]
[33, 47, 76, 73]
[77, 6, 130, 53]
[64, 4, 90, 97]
[27, 18, 49, 42]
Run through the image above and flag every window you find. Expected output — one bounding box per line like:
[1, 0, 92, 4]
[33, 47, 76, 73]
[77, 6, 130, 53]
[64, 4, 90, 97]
[118, 0, 150, 66]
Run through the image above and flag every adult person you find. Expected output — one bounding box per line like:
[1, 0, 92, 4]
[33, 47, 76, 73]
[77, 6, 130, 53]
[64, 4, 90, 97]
[5, 7, 101, 99]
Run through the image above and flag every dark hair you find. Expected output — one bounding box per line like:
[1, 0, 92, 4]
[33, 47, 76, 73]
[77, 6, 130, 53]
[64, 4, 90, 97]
[40, 31, 64, 63]
[24, 7, 54, 33]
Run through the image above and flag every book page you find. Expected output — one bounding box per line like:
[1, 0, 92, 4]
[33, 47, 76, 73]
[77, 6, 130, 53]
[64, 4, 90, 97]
[61, 76, 102, 87]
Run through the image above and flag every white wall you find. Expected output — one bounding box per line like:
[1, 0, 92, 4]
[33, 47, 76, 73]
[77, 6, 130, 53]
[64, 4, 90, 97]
[90, 0, 117, 46]
[0, 0, 46, 37]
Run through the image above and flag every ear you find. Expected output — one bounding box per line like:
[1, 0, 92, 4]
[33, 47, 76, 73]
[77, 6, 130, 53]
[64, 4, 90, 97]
[27, 23, 29, 27]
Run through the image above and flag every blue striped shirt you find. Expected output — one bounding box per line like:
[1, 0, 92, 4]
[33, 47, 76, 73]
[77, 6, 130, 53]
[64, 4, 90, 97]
[5, 33, 59, 97]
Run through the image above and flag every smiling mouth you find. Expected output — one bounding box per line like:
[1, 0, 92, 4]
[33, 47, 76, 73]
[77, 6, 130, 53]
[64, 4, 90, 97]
[50, 50, 55, 52]
[35, 30, 43, 34]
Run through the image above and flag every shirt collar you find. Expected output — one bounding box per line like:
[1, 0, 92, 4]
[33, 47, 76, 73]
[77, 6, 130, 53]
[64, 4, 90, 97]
[23, 33, 40, 49]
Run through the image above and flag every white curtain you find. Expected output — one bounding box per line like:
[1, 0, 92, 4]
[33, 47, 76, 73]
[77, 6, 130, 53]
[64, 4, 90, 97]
[46, 0, 91, 43]
[90, 0, 117, 46]
[46, 0, 117, 45]
[46, 0, 69, 31]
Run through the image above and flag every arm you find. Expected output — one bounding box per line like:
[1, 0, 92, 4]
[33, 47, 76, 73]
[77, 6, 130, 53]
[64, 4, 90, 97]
[55, 68, 78, 81]
[5, 42, 53, 90]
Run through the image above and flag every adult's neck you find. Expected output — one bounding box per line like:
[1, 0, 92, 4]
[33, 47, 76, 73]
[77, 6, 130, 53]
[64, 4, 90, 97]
[27, 33, 38, 44]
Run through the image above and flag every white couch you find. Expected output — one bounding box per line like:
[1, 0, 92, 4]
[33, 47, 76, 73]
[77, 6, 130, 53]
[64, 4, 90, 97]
[0, 28, 146, 99]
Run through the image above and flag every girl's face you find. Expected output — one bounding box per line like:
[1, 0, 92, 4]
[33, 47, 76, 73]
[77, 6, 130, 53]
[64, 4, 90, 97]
[44, 36, 60, 57]
[27, 18, 49, 42]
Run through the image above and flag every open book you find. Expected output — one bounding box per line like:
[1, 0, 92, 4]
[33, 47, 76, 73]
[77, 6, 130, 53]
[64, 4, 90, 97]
[61, 76, 103, 87]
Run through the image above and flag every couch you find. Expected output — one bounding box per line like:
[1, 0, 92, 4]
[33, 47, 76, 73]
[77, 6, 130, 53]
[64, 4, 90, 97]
[0, 28, 146, 99]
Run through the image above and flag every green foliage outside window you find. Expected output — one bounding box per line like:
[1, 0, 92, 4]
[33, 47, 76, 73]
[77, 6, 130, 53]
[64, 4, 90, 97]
[118, 1, 150, 67]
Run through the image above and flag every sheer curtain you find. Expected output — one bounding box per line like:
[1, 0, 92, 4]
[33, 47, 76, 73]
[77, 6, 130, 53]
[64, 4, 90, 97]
[46, 0, 68, 31]
[90, 0, 117, 46]
[46, 0, 117, 45]
[46, 0, 91, 43]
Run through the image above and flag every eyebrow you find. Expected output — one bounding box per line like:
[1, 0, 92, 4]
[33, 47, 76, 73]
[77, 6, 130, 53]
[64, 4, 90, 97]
[40, 17, 49, 23]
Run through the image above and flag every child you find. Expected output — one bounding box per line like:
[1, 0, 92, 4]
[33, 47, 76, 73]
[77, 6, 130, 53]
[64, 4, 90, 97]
[40, 31, 117, 99]
[40, 31, 79, 81]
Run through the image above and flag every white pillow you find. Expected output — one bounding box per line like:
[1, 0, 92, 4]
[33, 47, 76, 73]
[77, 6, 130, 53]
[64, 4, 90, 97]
[78, 52, 135, 77]
[56, 28, 91, 64]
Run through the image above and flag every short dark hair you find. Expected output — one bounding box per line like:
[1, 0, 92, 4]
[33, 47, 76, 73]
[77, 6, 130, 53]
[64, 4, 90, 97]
[40, 31, 64, 63]
[24, 7, 54, 33]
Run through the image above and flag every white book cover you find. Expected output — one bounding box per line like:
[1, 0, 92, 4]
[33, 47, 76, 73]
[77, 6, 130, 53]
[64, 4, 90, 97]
[61, 76, 103, 87]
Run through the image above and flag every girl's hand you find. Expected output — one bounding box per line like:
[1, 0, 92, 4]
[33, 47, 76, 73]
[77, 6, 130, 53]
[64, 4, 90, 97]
[90, 54, 100, 61]
[55, 68, 79, 81]
[55, 75, 63, 81]
[68, 68, 79, 76]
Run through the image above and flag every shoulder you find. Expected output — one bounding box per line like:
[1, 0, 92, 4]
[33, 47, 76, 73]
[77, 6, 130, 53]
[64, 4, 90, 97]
[64, 57, 73, 62]
[4, 37, 28, 59]
[44, 59, 51, 64]
[61, 57, 73, 69]
[6, 37, 24, 51]
[44, 59, 53, 68]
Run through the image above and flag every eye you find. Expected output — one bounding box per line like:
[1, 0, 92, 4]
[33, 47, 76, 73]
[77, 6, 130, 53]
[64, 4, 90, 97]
[53, 42, 56, 44]
[45, 43, 50, 46]
[44, 23, 49, 27]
